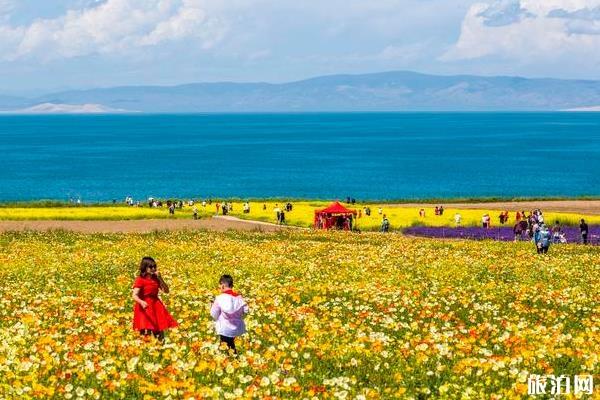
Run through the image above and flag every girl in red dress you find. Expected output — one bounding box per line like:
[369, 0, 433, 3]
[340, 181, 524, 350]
[132, 257, 178, 341]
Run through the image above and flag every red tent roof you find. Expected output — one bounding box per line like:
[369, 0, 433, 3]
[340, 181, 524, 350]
[316, 201, 357, 215]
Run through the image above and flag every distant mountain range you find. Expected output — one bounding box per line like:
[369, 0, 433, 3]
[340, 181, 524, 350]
[0, 102, 130, 114]
[2, 71, 600, 113]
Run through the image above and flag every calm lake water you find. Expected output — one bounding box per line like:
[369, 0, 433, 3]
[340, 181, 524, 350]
[0, 113, 599, 201]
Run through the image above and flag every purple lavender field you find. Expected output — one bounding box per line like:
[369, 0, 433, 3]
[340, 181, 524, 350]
[403, 226, 600, 245]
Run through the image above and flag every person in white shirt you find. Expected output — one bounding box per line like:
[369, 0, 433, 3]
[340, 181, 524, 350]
[210, 275, 249, 353]
[482, 214, 490, 228]
[454, 213, 462, 226]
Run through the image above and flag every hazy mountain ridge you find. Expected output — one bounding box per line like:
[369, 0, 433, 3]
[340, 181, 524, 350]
[0, 103, 130, 114]
[3, 71, 600, 112]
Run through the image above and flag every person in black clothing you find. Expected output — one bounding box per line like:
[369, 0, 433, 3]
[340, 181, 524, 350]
[279, 210, 286, 225]
[513, 220, 528, 241]
[580, 219, 589, 244]
[527, 217, 534, 239]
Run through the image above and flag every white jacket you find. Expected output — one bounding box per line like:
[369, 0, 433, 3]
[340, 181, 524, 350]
[210, 290, 249, 337]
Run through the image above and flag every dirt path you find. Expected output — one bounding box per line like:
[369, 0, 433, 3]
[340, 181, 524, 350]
[386, 200, 600, 215]
[0, 216, 294, 234]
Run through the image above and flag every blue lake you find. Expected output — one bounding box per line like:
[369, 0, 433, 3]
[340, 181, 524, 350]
[0, 113, 599, 201]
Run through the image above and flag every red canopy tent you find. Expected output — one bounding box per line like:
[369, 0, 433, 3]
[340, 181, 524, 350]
[314, 201, 357, 230]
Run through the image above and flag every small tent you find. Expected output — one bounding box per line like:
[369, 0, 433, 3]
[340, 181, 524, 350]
[314, 201, 357, 230]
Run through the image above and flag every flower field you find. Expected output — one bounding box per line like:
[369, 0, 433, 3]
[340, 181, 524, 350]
[0, 230, 598, 399]
[404, 226, 600, 245]
[0, 206, 178, 221]
[2, 201, 599, 231]
[226, 203, 600, 231]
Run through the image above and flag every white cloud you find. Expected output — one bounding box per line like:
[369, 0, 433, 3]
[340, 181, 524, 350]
[138, 0, 224, 48]
[442, 0, 600, 62]
[0, 0, 15, 21]
[0, 0, 226, 60]
[548, 5, 600, 19]
[548, 5, 600, 34]
[564, 18, 600, 33]
[477, 0, 535, 27]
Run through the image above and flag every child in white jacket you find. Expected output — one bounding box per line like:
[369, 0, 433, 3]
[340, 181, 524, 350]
[210, 275, 249, 353]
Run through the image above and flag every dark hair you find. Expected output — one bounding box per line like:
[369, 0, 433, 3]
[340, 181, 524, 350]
[219, 274, 234, 288]
[140, 257, 157, 277]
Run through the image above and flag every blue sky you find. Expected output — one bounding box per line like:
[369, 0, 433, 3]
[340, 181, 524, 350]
[1, 0, 600, 95]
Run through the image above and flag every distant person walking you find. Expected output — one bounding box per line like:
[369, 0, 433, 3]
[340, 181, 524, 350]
[482, 214, 491, 229]
[552, 220, 562, 244]
[534, 224, 551, 254]
[193, 206, 198, 220]
[513, 220, 528, 241]
[454, 212, 462, 226]
[580, 219, 589, 244]
[274, 204, 281, 222]
[380, 215, 390, 233]
[210, 275, 249, 354]
[132, 257, 178, 342]
[278, 210, 286, 225]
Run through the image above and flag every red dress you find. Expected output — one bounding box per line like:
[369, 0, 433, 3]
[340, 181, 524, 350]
[132, 276, 178, 331]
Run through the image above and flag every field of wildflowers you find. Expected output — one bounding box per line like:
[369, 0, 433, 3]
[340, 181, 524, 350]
[0, 230, 598, 399]
[404, 226, 600, 245]
[2, 201, 599, 231]
[0, 206, 177, 221]
[225, 202, 600, 231]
